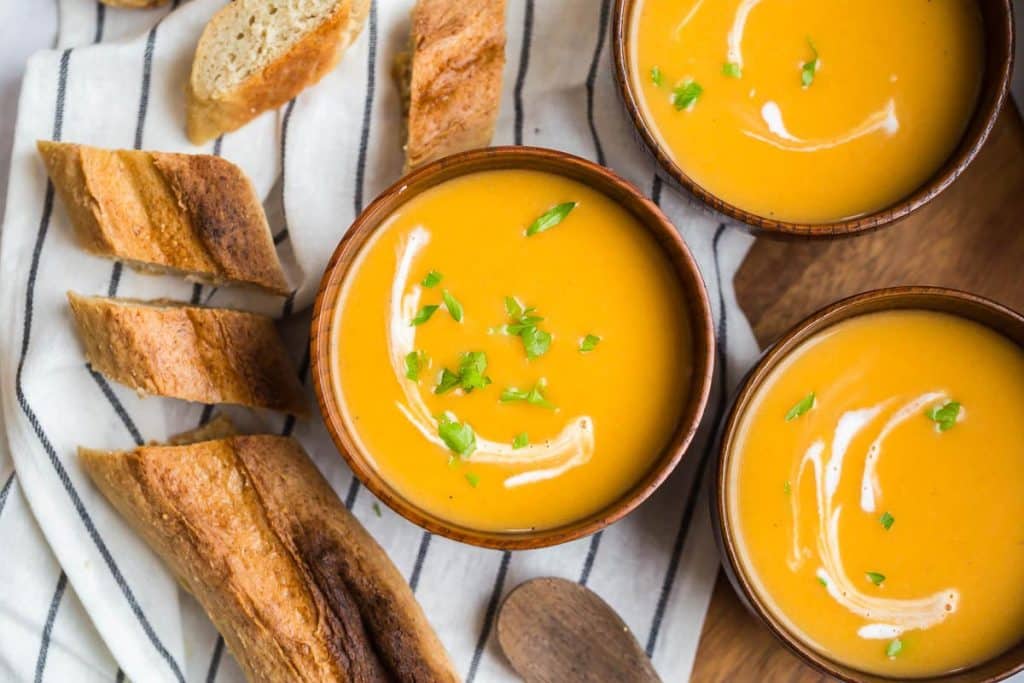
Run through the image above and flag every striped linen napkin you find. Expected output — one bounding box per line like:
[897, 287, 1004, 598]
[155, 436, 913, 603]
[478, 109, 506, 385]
[0, 1, 760, 681]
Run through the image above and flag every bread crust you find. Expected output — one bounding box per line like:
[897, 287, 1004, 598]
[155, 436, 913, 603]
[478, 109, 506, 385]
[186, 0, 371, 144]
[400, 0, 507, 170]
[79, 435, 459, 683]
[37, 141, 289, 296]
[67, 294, 307, 416]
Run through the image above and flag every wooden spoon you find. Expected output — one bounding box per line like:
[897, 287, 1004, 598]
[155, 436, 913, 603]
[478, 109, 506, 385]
[496, 577, 662, 683]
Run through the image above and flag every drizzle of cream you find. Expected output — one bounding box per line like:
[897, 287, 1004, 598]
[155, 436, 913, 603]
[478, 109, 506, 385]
[726, 0, 763, 69]
[789, 394, 960, 640]
[388, 227, 595, 489]
[671, 0, 706, 41]
[747, 99, 900, 153]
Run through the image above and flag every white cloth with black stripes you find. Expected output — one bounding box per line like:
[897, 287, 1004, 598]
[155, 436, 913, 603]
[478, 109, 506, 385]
[0, 1, 762, 681]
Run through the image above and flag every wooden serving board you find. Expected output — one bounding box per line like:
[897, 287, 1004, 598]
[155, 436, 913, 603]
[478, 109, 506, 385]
[690, 103, 1024, 682]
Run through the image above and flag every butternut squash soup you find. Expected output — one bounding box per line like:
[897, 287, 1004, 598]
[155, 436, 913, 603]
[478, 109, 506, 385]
[630, 0, 985, 223]
[332, 170, 691, 532]
[728, 310, 1024, 677]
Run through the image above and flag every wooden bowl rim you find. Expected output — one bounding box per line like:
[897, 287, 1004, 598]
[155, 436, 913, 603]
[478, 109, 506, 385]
[611, 0, 1016, 238]
[713, 286, 1024, 682]
[310, 145, 716, 550]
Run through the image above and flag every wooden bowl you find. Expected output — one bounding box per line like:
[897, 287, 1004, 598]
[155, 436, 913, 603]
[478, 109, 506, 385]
[612, 0, 1015, 238]
[310, 146, 715, 550]
[712, 286, 1024, 682]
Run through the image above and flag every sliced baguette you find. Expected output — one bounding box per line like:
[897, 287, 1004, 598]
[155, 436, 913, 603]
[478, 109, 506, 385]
[396, 0, 507, 170]
[67, 293, 307, 416]
[79, 434, 459, 683]
[187, 0, 370, 144]
[38, 141, 289, 296]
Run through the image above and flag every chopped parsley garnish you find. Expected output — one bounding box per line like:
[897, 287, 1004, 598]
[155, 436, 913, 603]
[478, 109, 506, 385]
[579, 334, 601, 352]
[437, 414, 476, 457]
[866, 571, 886, 586]
[404, 350, 428, 381]
[442, 289, 464, 322]
[886, 639, 903, 659]
[465, 472, 481, 488]
[650, 65, 664, 87]
[925, 400, 961, 432]
[785, 392, 816, 421]
[512, 432, 529, 449]
[880, 511, 895, 530]
[504, 297, 552, 359]
[722, 62, 742, 78]
[671, 80, 703, 110]
[435, 352, 492, 394]
[801, 38, 819, 87]
[817, 576, 828, 587]
[526, 202, 578, 237]
[411, 304, 439, 326]
[372, 502, 382, 517]
[421, 271, 442, 288]
[783, 480, 792, 495]
[501, 378, 556, 410]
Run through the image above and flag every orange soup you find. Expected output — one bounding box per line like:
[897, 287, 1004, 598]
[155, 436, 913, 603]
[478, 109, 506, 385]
[728, 310, 1024, 677]
[332, 170, 691, 532]
[630, 0, 985, 223]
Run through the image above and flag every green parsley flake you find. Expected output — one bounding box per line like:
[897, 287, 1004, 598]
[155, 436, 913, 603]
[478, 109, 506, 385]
[442, 289, 464, 322]
[925, 401, 961, 432]
[522, 327, 552, 359]
[671, 80, 703, 110]
[437, 415, 476, 457]
[886, 639, 903, 659]
[785, 392, 816, 421]
[501, 378, 556, 410]
[504, 299, 553, 359]
[421, 271, 443, 288]
[650, 65, 664, 87]
[866, 571, 886, 586]
[783, 480, 792, 495]
[526, 202, 578, 237]
[505, 296, 524, 318]
[722, 62, 742, 78]
[579, 334, 601, 352]
[435, 352, 492, 394]
[404, 350, 428, 381]
[801, 38, 819, 87]
[817, 576, 828, 587]
[465, 472, 481, 488]
[880, 511, 895, 531]
[512, 432, 529, 449]
[372, 502, 382, 517]
[411, 304, 439, 326]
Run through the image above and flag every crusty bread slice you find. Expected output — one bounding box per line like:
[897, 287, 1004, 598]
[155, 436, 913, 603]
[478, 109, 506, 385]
[187, 0, 370, 144]
[396, 0, 507, 171]
[79, 435, 459, 683]
[38, 141, 289, 296]
[67, 293, 307, 416]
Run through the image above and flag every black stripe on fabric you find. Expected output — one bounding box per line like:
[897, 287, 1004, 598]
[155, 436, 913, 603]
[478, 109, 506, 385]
[281, 346, 311, 437]
[466, 551, 511, 683]
[34, 572, 68, 683]
[577, 531, 602, 586]
[204, 636, 225, 683]
[190, 282, 203, 305]
[512, 0, 535, 146]
[115, 668, 124, 682]
[644, 223, 729, 658]
[278, 97, 297, 231]
[0, 472, 14, 519]
[94, 3, 106, 44]
[17, 49, 187, 683]
[87, 366, 144, 446]
[585, 0, 612, 166]
[353, 0, 378, 216]
[342, 1, 380, 511]
[408, 531, 432, 593]
[212, 135, 224, 157]
[134, 25, 158, 151]
[651, 175, 663, 206]
[198, 403, 215, 426]
[272, 229, 289, 246]
[106, 263, 122, 297]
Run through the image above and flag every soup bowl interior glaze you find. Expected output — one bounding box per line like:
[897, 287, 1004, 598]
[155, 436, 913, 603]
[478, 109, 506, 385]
[311, 146, 715, 550]
[713, 287, 1024, 682]
[612, 0, 1015, 238]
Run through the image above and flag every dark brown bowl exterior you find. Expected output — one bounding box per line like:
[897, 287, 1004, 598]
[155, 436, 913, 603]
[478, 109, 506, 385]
[612, 1, 1015, 238]
[712, 286, 1024, 682]
[310, 146, 715, 550]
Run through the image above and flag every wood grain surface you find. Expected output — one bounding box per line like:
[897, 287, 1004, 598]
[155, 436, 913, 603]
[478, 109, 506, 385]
[691, 104, 1024, 682]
